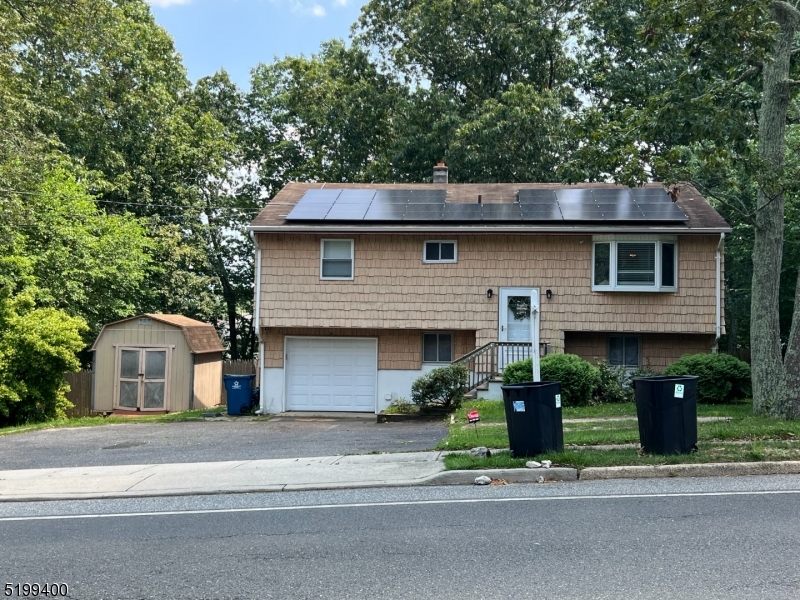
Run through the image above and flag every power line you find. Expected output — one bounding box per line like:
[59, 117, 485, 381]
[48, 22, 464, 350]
[0, 188, 268, 211]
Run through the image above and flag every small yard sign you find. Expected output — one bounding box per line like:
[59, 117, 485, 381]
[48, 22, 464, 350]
[674, 384, 684, 399]
[467, 410, 480, 424]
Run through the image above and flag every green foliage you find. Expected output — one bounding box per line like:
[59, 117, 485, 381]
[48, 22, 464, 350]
[594, 361, 633, 404]
[384, 397, 417, 415]
[502, 358, 535, 385]
[411, 364, 469, 409]
[0, 290, 86, 426]
[502, 354, 601, 407]
[664, 353, 752, 404]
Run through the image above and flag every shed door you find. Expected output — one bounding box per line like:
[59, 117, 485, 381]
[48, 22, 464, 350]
[285, 338, 376, 412]
[116, 347, 170, 411]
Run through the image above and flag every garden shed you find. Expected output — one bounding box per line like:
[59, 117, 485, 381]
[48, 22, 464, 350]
[90, 314, 224, 414]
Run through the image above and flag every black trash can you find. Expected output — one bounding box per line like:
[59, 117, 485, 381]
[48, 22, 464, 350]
[223, 374, 255, 416]
[633, 375, 699, 454]
[501, 381, 563, 458]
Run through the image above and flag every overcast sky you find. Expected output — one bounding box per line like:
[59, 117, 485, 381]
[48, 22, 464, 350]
[149, 0, 365, 89]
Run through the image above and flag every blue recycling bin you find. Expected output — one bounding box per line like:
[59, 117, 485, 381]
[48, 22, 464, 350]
[223, 375, 255, 415]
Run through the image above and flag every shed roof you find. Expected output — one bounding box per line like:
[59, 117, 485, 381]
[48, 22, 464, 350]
[90, 314, 224, 354]
[248, 182, 730, 233]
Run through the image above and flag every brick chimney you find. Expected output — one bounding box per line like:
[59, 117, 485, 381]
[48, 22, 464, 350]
[433, 162, 448, 183]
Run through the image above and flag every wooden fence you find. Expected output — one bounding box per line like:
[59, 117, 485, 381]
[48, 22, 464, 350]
[64, 370, 93, 418]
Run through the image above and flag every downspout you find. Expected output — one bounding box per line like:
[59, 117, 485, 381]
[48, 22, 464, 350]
[714, 232, 726, 353]
[250, 231, 266, 414]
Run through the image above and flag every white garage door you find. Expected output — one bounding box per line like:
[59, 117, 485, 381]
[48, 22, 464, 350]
[285, 337, 377, 412]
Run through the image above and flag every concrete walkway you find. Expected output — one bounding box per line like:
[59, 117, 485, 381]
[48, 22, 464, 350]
[0, 452, 449, 502]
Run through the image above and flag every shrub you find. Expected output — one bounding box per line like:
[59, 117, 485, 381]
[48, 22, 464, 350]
[0, 291, 87, 426]
[411, 363, 469, 409]
[502, 354, 600, 407]
[385, 397, 417, 414]
[594, 361, 633, 404]
[663, 353, 751, 404]
[502, 358, 536, 386]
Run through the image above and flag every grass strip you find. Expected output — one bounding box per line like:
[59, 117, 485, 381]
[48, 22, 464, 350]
[438, 400, 798, 451]
[0, 406, 230, 437]
[444, 441, 800, 471]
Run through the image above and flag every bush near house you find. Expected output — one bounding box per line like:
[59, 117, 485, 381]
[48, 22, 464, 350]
[663, 353, 751, 404]
[503, 354, 600, 407]
[593, 361, 633, 404]
[411, 363, 469, 410]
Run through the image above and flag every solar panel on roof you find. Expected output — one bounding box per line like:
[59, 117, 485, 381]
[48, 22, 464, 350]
[285, 204, 333, 220]
[335, 189, 376, 204]
[373, 190, 411, 201]
[363, 203, 406, 221]
[559, 206, 605, 220]
[443, 204, 482, 221]
[285, 186, 689, 223]
[297, 189, 341, 203]
[325, 204, 370, 220]
[481, 204, 522, 220]
[596, 203, 645, 220]
[592, 189, 633, 202]
[521, 204, 562, 221]
[555, 189, 595, 203]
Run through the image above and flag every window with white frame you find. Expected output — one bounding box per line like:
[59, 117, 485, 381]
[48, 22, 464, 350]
[609, 335, 640, 368]
[422, 332, 453, 362]
[423, 240, 457, 263]
[592, 237, 677, 291]
[320, 239, 354, 280]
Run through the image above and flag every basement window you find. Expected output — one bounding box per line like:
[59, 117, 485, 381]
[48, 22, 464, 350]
[423, 332, 453, 362]
[609, 335, 641, 368]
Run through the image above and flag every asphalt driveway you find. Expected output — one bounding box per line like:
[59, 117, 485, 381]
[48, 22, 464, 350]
[0, 416, 449, 470]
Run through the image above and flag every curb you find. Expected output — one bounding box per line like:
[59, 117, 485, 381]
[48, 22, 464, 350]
[425, 467, 578, 485]
[580, 460, 800, 480]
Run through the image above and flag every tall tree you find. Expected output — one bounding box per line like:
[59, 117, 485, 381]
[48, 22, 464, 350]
[355, 0, 580, 182]
[571, 0, 800, 417]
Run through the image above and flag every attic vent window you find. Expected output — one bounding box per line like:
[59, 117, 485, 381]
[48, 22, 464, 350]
[138, 318, 152, 325]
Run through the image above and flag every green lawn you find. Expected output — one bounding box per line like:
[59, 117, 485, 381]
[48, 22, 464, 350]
[444, 441, 800, 471]
[0, 406, 231, 437]
[438, 399, 800, 457]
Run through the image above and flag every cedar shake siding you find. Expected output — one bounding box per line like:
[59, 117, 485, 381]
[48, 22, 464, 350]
[564, 331, 717, 371]
[256, 233, 720, 355]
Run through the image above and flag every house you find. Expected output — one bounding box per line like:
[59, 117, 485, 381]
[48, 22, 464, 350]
[91, 314, 224, 413]
[248, 170, 730, 414]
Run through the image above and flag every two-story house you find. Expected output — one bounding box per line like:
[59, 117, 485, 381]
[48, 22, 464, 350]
[248, 170, 730, 414]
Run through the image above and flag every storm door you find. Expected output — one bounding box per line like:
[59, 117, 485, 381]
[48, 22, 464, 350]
[116, 347, 169, 411]
[498, 288, 540, 371]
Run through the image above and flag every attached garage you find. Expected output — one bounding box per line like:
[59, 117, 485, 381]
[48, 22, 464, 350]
[285, 337, 377, 412]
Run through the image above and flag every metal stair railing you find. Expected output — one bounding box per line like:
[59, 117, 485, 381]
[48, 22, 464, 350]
[453, 341, 550, 393]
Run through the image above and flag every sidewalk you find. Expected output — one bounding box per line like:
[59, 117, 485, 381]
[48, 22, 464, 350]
[0, 452, 449, 502]
[2, 452, 800, 502]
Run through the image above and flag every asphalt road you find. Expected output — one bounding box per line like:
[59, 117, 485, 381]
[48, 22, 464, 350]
[3, 475, 800, 599]
[0, 418, 448, 470]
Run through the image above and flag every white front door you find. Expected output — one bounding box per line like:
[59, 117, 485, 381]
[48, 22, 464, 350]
[285, 337, 377, 412]
[498, 288, 539, 370]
